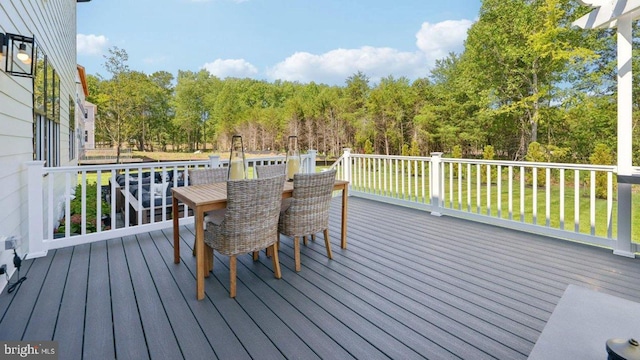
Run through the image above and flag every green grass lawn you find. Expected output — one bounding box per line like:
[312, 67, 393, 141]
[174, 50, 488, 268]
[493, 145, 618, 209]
[348, 162, 640, 242]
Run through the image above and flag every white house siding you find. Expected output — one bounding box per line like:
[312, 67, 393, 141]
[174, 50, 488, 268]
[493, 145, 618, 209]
[0, 0, 79, 287]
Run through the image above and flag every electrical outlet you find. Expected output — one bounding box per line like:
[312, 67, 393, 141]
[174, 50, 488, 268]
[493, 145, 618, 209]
[0, 264, 6, 275]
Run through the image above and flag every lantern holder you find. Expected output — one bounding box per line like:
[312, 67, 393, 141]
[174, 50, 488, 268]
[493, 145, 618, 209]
[0, 32, 35, 78]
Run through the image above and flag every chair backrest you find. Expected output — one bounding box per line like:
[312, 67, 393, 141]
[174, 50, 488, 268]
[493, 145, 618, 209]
[218, 174, 286, 255]
[283, 169, 337, 234]
[255, 164, 286, 179]
[189, 167, 227, 185]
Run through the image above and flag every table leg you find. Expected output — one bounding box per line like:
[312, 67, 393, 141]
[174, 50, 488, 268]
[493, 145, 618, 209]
[173, 196, 180, 264]
[195, 209, 205, 300]
[341, 185, 348, 249]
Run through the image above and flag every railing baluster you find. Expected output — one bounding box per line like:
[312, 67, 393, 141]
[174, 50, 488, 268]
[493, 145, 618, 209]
[422, 160, 426, 204]
[408, 159, 413, 202]
[64, 172, 71, 238]
[560, 169, 565, 230]
[414, 160, 418, 203]
[533, 168, 537, 225]
[81, 171, 87, 235]
[546, 168, 551, 227]
[467, 163, 471, 212]
[487, 164, 491, 216]
[508, 166, 513, 220]
[394, 159, 399, 199]
[607, 172, 613, 239]
[96, 171, 102, 233]
[590, 170, 596, 236]
[476, 164, 481, 214]
[575, 169, 580, 233]
[497, 165, 502, 218]
[520, 166, 525, 222]
[457, 163, 462, 210]
[47, 174, 54, 239]
[449, 163, 453, 208]
[110, 169, 117, 230]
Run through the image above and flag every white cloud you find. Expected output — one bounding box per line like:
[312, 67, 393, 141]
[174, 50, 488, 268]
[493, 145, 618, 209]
[202, 59, 258, 78]
[264, 19, 474, 85]
[415, 19, 473, 62]
[76, 34, 109, 56]
[266, 46, 426, 85]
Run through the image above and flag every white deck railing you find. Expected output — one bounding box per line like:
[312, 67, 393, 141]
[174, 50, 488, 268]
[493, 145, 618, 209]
[27, 148, 638, 258]
[331, 149, 638, 256]
[26, 152, 316, 257]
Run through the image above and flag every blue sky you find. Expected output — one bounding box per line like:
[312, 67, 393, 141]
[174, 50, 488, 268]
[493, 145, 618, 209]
[77, 0, 481, 86]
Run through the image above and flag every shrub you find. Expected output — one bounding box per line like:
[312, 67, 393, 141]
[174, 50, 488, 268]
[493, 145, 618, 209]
[58, 182, 110, 234]
[589, 143, 616, 199]
[363, 139, 374, 155]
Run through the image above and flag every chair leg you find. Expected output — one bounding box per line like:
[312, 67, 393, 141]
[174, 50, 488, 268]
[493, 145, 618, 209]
[271, 244, 282, 279]
[252, 251, 259, 261]
[229, 255, 237, 298]
[294, 236, 301, 272]
[311, 234, 316, 242]
[192, 238, 196, 257]
[303, 235, 308, 246]
[323, 229, 333, 259]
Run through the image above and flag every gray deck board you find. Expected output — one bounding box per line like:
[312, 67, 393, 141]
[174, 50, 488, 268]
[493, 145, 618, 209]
[83, 241, 116, 360]
[107, 237, 149, 360]
[1, 196, 639, 359]
[53, 244, 90, 360]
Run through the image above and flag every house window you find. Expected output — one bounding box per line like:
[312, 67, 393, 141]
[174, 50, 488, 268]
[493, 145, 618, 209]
[32, 43, 61, 166]
[34, 115, 60, 166]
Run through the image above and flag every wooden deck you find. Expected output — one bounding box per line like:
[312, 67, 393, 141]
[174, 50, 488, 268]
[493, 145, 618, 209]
[0, 197, 639, 359]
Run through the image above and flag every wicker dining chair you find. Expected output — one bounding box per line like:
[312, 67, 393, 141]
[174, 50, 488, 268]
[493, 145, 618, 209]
[204, 174, 285, 297]
[189, 167, 228, 185]
[189, 167, 228, 256]
[255, 164, 286, 179]
[278, 169, 337, 272]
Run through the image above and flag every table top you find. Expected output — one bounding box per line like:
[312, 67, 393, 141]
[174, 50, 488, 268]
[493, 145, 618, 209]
[172, 179, 348, 208]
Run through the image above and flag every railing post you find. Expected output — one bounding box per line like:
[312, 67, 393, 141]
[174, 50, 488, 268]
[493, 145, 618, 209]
[342, 148, 352, 185]
[208, 155, 220, 168]
[307, 149, 317, 173]
[430, 152, 443, 217]
[26, 161, 48, 258]
[615, 182, 634, 257]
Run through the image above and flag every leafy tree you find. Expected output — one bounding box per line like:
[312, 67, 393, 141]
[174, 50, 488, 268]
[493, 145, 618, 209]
[463, 0, 596, 159]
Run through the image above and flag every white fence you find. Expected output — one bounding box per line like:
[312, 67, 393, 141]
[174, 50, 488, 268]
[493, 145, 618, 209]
[26, 152, 316, 257]
[331, 149, 638, 256]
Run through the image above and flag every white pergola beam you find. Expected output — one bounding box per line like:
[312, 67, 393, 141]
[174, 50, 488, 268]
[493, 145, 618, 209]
[573, 0, 640, 29]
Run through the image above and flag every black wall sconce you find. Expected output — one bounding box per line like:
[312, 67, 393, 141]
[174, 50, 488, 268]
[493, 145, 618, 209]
[0, 32, 35, 77]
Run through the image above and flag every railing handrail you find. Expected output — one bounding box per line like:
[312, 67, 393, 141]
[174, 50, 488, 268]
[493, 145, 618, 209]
[440, 157, 617, 172]
[43, 154, 311, 173]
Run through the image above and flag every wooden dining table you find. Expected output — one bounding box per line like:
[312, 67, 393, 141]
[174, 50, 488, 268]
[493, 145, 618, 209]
[172, 179, 349, 300]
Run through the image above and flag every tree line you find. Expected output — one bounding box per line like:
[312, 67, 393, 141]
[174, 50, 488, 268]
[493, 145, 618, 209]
[86, 0, 640, 165]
